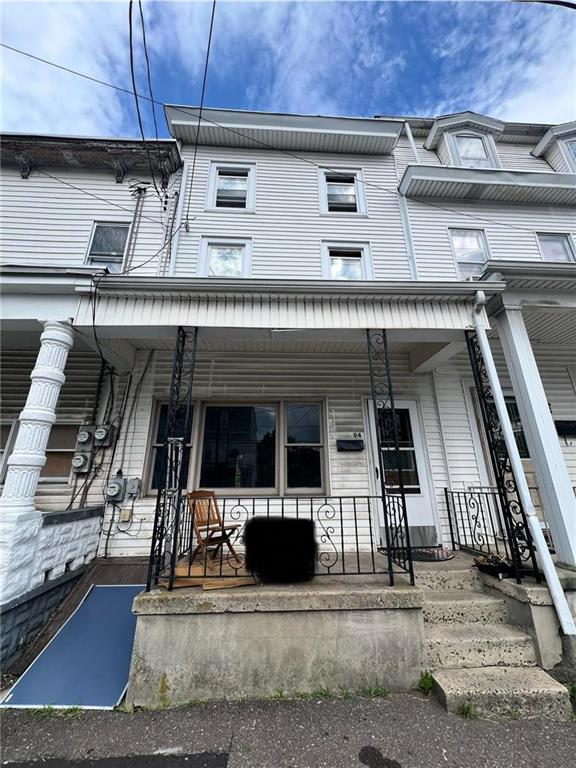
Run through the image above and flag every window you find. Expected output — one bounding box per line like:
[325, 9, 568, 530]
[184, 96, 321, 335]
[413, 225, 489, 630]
[285, 403, 323, 490]
[200, 405, 277, 490]
[454, 135, 493, 169]
[41, 425, 80, 480]
[148, 403, 194, 491]
[537, 233, 575, 263]
[379, 409, 421, 494]
[196, 402, 325, 494]
[199, 239, 252, 278]
[207, 162, 255, 211]
[567, 141, 576, 165]
[322, 243, 373, 280]
[87, 222, 130, 272]
[320, 168, 366, 214]
[449, 229, 489, 279]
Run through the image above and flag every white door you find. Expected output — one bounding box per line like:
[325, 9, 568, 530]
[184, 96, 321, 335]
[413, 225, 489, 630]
[366, 399, 435, 532]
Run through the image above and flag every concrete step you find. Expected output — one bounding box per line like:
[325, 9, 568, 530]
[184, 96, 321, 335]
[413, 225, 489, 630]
[426, 624, 537, 669]
[433, 666, 572, 721]
[423, 590, 508, 625]
[415, 568, 482, 592]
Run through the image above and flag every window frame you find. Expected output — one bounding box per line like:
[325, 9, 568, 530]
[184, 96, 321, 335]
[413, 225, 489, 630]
[85, 221, 132, 272]
[198, 237, 253, 278]
[206, 161, 256, 212]
[448, 227, 491, 280]
[191, 399, 328, 497]
[536, 232, 576, 263]
[561, 139, 576, 173]
[321, 241, 374, 281]
[318, 167, 367, 216]
[447, 132, 500, 170]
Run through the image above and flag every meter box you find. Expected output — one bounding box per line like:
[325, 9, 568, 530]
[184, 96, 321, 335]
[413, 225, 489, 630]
[72, 424, 96, 474]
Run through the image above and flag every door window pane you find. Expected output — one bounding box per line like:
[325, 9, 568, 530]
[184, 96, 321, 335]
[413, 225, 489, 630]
[207, 244, 245, 277]
[329, 249, 364, 280]
[200, 406, 276, 488]
[382, 449, 420, 492]
[286, 404, 321, 444]
[287, 446, 322, 488]
[379, 408, 414, 448]
[505, 397, 530, 459]
[379, 408, 421, 493]
[537, 234, 574, 263]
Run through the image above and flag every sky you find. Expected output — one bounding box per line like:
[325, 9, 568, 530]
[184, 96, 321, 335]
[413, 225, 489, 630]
[1, 0, 575, 139]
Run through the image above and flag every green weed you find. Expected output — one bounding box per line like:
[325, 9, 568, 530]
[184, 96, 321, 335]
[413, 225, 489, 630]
[417, 670, 434, 696]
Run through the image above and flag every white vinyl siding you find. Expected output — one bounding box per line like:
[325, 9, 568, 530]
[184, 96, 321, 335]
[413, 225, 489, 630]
[174, 145, 411, 280]
[497, 142, 552, 171]
[407, 199, 576, 279]
[0, 166, 167, 276]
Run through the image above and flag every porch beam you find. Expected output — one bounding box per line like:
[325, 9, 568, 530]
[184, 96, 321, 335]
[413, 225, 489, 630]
[409, 341, 467, 373]
[494, 305, 576, 570]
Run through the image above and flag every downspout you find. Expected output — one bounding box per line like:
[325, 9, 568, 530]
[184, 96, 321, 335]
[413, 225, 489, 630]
[472, 290, 576, 636]
[404, 121, 420, 163]
[397, 122, 418, 280]
[169, 161, 189, 277]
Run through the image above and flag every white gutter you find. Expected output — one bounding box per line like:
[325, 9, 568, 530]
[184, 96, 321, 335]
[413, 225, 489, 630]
[472, 290, 576, 636]
[168, 161, 189, 277]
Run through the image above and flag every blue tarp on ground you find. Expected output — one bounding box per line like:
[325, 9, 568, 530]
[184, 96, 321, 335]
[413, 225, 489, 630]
[1, 585, 144, 709]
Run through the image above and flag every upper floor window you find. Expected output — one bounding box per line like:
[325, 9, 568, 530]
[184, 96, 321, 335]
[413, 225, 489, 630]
[321, 242, 373, 280]
[454, 135, 493, 169]
[449, 228, 489, 279]
[537, 233, 575, 263]
[199, 238, 252, 278]
[566, 140, 576, 166]
[319, 168, 366, 214]
[87, 222, 130, 272]
[207, 162, 255, 211]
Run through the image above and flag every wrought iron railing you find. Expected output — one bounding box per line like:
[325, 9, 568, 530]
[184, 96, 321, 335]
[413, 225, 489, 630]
[445, 488, 541, 581]
[146, 494, 412, 589]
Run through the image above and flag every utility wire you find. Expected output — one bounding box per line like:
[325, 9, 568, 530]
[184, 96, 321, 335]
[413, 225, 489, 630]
[1, 41, 551, 234]
[128, 0, 161, 198]
[184, 0, 217, 231]
[138, 0, 162, 169]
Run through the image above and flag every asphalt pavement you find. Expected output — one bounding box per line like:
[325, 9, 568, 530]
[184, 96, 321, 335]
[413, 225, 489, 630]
[2, 693, 575, 768]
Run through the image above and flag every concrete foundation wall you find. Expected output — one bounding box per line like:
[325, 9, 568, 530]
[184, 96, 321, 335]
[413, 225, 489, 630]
[127, 583, 425, 708]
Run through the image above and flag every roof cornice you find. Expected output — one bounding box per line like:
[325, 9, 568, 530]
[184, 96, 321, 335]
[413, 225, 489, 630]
[532, 121, 576, 157]
[424, 112, 505, 150]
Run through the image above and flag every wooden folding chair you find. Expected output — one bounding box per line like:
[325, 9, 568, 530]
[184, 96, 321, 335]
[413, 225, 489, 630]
[185, 490, 241, 565]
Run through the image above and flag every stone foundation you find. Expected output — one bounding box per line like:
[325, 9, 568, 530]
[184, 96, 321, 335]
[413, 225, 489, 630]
[126, 580, 425, 708]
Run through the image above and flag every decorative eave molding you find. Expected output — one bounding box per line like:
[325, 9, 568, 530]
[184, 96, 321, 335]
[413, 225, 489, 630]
[481, 259, 576, 282]
[424, 112, 505, 150]
[532, 121, 576, 157]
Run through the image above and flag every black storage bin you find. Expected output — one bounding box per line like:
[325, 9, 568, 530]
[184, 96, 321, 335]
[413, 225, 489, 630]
[244, 517, 317, 583]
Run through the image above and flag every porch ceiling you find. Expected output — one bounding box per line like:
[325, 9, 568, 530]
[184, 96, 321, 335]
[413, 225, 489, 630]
[523, 307, 576, 348]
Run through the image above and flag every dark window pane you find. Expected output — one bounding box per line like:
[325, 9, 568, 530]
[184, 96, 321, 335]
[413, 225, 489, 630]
[505, 398, 530, 459]
[47, 425, 78, 449]
[90, 224, 129, 256]
[150, 404, 194, 491]
[286, 403, 321, 444]
[200, 406, 276, 488]
[0, 424, 12, 448]
[379, 408, 414, 448]
[287, 446, 322, 488]
[41, 452, 72, 478]
[382, 449, 420, 492]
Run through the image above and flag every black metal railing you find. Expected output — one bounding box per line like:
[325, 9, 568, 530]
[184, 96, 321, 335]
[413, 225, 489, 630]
[147, 495, 406, 589]
[445, 488, 542, 581]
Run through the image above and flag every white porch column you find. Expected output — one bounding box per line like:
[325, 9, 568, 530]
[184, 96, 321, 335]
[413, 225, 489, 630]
[0, 320, 74, 603]
[495, 306, 576, 569]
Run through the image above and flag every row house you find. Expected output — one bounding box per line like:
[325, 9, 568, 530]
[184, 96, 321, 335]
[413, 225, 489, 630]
[1, 110, 576, 704]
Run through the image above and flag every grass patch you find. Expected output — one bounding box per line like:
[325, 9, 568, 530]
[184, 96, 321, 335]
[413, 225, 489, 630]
[417, 670, 434, 696]
[356, 686, 390, 699]
[566, 682, 576, 706]
[30, 705, 83, 720]
[456, 701, 478, 720]
[294, 688, 333, 701]
[266, 688, 286, 700]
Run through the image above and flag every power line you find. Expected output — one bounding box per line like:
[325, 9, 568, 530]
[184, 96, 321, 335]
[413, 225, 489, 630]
[184, 0, 217, 230]
[138, 0, 162, 169]
[1, 41, 553, 234]
[128, 0, 161, 198]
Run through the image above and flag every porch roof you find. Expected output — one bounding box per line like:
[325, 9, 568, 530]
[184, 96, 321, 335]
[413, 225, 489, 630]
[74, 277, 506, 332]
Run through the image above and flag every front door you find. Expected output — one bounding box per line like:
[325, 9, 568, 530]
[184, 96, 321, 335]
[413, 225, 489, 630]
[367, 399, 435, 535]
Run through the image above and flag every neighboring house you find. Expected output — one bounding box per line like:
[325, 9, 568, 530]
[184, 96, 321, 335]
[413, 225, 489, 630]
[0, 110, 575, 638]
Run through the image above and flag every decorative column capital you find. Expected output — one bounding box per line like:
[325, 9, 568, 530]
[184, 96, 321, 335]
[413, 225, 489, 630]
[40, 320, 75, 349]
